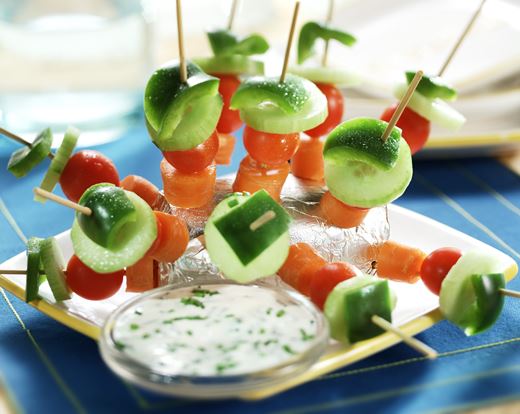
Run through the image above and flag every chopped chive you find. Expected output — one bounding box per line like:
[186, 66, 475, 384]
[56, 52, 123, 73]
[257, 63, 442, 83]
[300, 329, 315, 341]
[259, 328, 266, 334]
[134, 309, 143, 316]
[130, 323, 140, 331]
[187, 330, 193, 336]
[216, 361, 237, 374]
[181, 297, 205, 309]
[276, 309, 285, 318]
[114, 341, 126, 351]
[142, 333, 151, 339]
[163, 316, 207, 324]
[266, 308, 272, 315]
[283, 345, 296, 355]
[192, 288, 219, 297]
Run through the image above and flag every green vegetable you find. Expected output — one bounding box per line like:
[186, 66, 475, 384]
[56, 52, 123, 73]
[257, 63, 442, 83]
[394, 84, 466, 130]
[440, 250, 507, 335]
[213, 189, 292, 266]
[323, 118, 412, 208]
[207, 30, 269, 56]
[25, 237, 45, 302]
[232, 75, 328, 133]
[205, 192, 290, 282]
[40, 237, 71, 302]
[406, 71, 457, 101]
[144, 60, 222, 151]
[35, 126, 79, 203]
[71, 191, 157, 273]
[7, 128, 52, 178]
[194, 55, 264, 76]
[324, 276, 394, 344]
[289, 65, 361, 87]
[77, 183, 137, 250]
[298, 21, 356, 64]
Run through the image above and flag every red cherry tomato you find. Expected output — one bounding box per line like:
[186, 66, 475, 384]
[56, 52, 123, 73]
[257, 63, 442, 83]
[380, 104, 431, 154]
[310, 262, 358, 310]
[305, 83, 344, 138]
[60, 150, 120, 202]
[420, 247, 462, 295]
[214, 74, 242, 134]
[163, 130, 219, 173]
[66, 255, 124, 300]
[243, 126, 300, 165]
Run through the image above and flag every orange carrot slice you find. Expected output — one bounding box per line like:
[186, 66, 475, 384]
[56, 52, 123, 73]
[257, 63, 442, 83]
[375, 240, 426, 283]
[147, 211, 189, 263]
[120, 175, 160, 208]
[126, 256, 158, 292]
[215, 132, 236, 165]
[232, 156, 289, 201]
[290, 135, 325, 182]
[161, 158, 216, 208]
[320, 191, 369, 228]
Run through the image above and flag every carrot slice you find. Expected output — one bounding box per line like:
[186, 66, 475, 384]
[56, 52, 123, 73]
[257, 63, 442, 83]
[320, 191, 369, 228]
[126, 256, 158, 292]
[375, 240, 426, 283]
[290, 135, 325, 182]
[147, 211, 189, 262]
[120, 175, 160, 208]
[278, 243, 327, 296]
[161, 158, 216, 208]
[232, 156, 289, 201]
[215, 132, 236, 165]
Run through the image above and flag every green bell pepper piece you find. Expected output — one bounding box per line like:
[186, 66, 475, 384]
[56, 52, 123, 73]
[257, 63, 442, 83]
[405, 71, 457, 101]
[7, 128, 53, 178]
[207, 29, 269, 56]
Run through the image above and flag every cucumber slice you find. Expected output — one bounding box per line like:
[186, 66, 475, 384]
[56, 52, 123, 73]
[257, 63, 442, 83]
[25, 237, 45, 302]
[440, 250, 507, 335]
[7, 128, 52, 178]
[324, 276, 393, 344]
[144, 60, 221, 151]
[466, 273, 505, 335]
[205, 193, 290, 282]
[289, 65, 361, 87]
[324, 118, 402, 170]
[325, 138, 412, 208]
[207, 30, 269, 56]
[394, 84, 466, 130]
[297, 22, 356, 64]
[231, 74, 310, 114]
[193, 55, 265, 76]
[35, 126, 80, 203]
[71, 191, 157, 273]
[40, 237, 71, 301]
[405, 71, 457, 101]
[77, 184, 137, 250]
[236, 79, 327, 134]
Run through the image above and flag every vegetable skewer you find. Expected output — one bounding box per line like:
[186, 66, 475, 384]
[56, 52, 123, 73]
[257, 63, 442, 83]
[33, 187, 91, 215]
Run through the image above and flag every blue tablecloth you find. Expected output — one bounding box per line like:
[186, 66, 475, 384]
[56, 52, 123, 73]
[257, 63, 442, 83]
[1, 122, 519, 414]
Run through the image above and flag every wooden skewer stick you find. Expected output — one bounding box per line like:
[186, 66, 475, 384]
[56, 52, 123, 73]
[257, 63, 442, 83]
[227, 0, 239, 31]
[280, 1, 300, 83]
[438, 0, 487, 76]
[176, 0, 187, 83]
[371, 315, 438, 359]
[381, 70, 424, 142]
[321, 0, 334, 66]
[33, 188, 91, 216]
[0, 269, 51, 275]
[250, 210, 276, 231]
[499, 288, 520, 299]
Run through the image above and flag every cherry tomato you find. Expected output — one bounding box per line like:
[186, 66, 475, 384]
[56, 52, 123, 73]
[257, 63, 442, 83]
[163, 130, 219, 173]
[243, 126, 300, 165]
[214, 74, 242, 134]
[305, 83, 344, 138]
[66, 255, 124, 300]
[310, 262, 358, 310]
[60, 150, 120, 202]
[420, 247, 462, 295]
[380, 104, 431, 154]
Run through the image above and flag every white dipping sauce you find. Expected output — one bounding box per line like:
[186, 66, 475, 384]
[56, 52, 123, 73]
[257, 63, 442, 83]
[113, 284, 319, 377]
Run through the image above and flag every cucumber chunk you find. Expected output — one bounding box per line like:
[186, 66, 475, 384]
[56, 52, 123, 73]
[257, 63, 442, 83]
[144, 60, 221, 151]
[289, 65, 361, 87]
[25, 237, 45, 302]
[324, 137, 413, 208]
[394, 84, 466, 130]
[235, 78, 327, 133]
[205, 192, 290, 282]
[40, 237, 71, 301]
[324, 276, 394, 344]
[405, 71, 457, 101]
[324, 118, 402, 170]
[194, 55, 264, 76]
[77, 184, 137, 250]
[8, 128, 53, 178]
[71, 191, 157, 273]
[35, 126, 79, 203]
[440, 250, 507, 335]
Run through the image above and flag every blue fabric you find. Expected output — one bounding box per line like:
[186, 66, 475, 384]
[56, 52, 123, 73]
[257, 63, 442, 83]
[1, 122, 519, 414]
